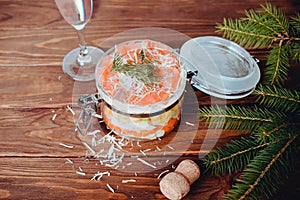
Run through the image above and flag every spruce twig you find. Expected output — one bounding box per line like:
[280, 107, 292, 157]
[216, 2, 300, 86]
[253, 84, 300, 112]
[203, 136, 272, 176]
[200, 2, 300, 200]
[225, 135, 298, 200]
[199, 105, 285, 131]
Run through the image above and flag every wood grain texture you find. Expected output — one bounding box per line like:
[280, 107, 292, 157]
[0, 0, 299, 199]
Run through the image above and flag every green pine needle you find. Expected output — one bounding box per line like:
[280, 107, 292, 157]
[291, 42, 300, 63]
[260, 2, 290, 36]
[216, 2, 300, 87]
[216, 18, 276, 49]
[253, 84, 300, 112]
[203, 136, 272, 176]
[254, 119, 300, 143]
[244, 9, 279, 37]
[199, 105, 285, 131]
[225, 135, 298, 200]
[290, 12, 300, 32]
[265, 43, 290, 86]
[202, 2, 300, 199]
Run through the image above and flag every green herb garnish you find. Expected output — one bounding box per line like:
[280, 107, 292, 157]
[111, 50, 160, 86]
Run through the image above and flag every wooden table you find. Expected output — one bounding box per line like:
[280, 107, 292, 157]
[0, 0, 299, 199]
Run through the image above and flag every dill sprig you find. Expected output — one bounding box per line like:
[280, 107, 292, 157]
[111, 50, 160, 86]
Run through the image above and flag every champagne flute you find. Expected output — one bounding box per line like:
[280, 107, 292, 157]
[55, 0, 103, 81]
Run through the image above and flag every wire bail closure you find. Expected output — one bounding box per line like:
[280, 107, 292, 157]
[76, 93, 102, 136]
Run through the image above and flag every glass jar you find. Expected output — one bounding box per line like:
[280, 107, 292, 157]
[95, 40, 187, 140]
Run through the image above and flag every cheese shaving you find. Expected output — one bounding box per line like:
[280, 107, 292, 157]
[157, 170, 169, 179]
[93, 113, 103, 119]
[66, 105, 75, 115]
[137, 158, 157, 169]
[59, 142, 74, 149]
[76, 171, 86, 176]
[52, 113, 57, 121]
[167, 145, 174, 150]
[106, 183, 115, 193]
[140, 149, 147, 156]
[65, 158, 73, 164]
[185, 121, 195, 126]
[91, 171, 110, 181]
[122, 179, 136, 183]
[82, 142, 96, 155]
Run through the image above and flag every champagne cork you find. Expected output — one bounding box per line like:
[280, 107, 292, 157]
[159, 159, 201, 200]
[175, 159, 200, 185]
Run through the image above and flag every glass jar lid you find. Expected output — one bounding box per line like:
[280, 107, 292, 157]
[180, 36, 260, 99]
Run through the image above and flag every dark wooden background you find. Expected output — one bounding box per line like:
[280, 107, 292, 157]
[0, 0, 299, 199]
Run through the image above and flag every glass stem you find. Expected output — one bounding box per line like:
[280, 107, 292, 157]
[76, 28, 91, 66]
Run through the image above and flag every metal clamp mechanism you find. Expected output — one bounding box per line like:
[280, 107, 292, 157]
[76, 93, 102, 136]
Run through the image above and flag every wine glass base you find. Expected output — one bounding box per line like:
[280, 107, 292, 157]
[62, 46, 104, 82]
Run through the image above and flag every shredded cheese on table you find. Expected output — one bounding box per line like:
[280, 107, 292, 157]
[106, 183, 115, 193]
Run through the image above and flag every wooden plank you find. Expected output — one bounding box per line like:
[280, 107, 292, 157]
[0, 0, 299, 30]
[0, 66, 73, 108]
[1, 156, 298, 199]
[0, 80, 248, 157]
[0, 105, 246, 157]
[0, 156, 227, 200]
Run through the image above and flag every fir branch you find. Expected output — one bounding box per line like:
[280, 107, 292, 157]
[260, 2, 290, 37]
[253, 84, 300, 112]
[216, 18, 276, 48]
[265, 42, 290, 86]
[244, 9, 280, 38]
[225, 135, 298, 200]
[199, 105, 285, 131]
[203, 136, 271, 176]
[255, 120, 300, 143]
[291, 42, 300, 62]
[290, 13, 300, 32]
[205, 3, 300, 199]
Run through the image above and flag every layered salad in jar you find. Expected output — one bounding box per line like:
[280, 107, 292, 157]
[96, 40, 186, 140]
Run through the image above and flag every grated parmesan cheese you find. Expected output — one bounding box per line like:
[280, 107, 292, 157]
[65, 158, 73, 164]
[93, 113, 103, 119]
[59, 142, 74, 149]
[91, 171, 110, 181]
[106, 183, 115, 193]
[157, 170, 169, 179]
[66, 105, 76, 115]
[52, 113, 57, 121]
[82, 142, 96, 155]
[185, 121, 195, 126]
[76, 171, 86, 176]
[137, 158, 157, 169]
[122, 179, 136, 183]
[140, 149, 147, 156]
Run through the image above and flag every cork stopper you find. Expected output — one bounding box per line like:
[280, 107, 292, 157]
[159, 172, 190, 200]
[175, 159, 200, 185]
